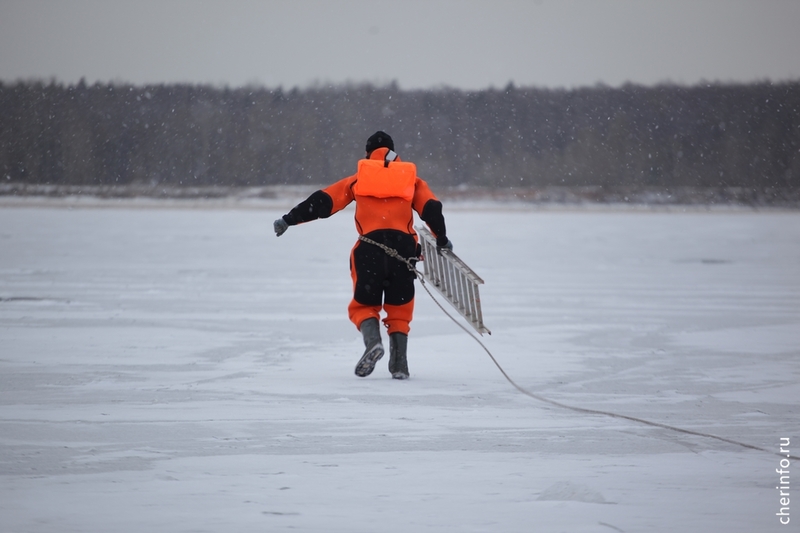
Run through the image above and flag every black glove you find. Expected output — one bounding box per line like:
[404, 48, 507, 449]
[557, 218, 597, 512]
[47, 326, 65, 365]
[436, 237, 453, 254]
[274, 218, 289, 237]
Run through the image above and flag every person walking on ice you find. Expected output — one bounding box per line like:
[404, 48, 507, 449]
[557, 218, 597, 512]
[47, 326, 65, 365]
[273, 131, 452, 379]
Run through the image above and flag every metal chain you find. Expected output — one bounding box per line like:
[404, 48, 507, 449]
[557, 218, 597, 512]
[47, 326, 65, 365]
[357, 235, 421, 275]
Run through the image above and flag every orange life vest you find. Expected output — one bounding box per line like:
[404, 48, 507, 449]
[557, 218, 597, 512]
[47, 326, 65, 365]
[316, 147, 441, 238]
[353, 158, 417, 201]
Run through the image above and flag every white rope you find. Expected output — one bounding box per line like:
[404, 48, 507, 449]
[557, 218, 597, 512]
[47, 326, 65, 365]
[357, 235, 799, 461]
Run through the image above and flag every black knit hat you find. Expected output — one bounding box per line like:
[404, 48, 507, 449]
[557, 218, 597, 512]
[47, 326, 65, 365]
[365, 131, 394, 155]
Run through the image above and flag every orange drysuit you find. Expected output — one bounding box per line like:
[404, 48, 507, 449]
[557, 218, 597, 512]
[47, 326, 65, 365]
[280, 147, 448, 335]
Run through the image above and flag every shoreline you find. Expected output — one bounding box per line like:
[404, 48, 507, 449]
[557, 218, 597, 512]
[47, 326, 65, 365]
[1, 184, 797, 212]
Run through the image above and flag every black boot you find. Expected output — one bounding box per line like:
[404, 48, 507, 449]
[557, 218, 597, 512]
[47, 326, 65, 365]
[355, 318, 384, 377]
[388, 332, 409, 380]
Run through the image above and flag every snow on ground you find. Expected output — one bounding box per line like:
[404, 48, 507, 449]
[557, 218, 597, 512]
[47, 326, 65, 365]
[1, 203, 798, 532]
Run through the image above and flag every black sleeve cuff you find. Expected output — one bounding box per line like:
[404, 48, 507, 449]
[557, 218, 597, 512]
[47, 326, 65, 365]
[283, 190, 333, 225]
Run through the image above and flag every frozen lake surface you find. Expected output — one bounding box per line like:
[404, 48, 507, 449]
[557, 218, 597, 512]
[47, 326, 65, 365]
[1, 204, 799, 532]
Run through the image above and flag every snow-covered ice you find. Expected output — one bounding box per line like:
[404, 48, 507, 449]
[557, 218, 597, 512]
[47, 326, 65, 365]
[1, 204, 798, 532]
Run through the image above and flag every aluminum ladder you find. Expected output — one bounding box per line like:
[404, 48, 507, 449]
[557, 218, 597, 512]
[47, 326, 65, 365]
[416, 226, 490, 335]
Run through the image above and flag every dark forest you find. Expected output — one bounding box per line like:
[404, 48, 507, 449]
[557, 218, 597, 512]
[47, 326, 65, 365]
[1, 80, 798, 196]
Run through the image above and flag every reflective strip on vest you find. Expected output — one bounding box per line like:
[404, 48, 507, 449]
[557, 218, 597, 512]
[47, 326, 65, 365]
[354, 159, 416, 201]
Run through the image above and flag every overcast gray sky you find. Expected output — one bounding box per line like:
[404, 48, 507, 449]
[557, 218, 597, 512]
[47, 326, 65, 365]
[1, 0, 799, 90]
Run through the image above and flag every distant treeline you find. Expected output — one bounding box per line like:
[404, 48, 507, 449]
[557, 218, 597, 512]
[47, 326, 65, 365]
[1, 80, 798, 190]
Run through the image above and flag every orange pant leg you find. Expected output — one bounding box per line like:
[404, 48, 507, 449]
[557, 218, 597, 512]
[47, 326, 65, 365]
[348, 299, 382, 330]
[348, 243, 380, 329]
[383, 300, 414, 335]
